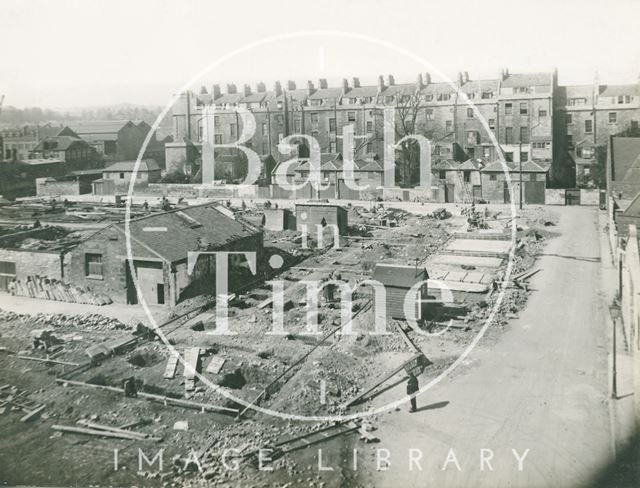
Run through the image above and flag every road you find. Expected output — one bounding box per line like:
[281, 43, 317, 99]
[356, 206, 613, 487]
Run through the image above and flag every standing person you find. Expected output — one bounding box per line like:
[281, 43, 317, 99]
[407, 371, 419, 412]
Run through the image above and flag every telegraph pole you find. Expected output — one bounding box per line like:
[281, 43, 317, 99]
[519, 141, 523, 210]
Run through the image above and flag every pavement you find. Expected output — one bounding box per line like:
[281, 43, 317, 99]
[355, 206, 622, 488]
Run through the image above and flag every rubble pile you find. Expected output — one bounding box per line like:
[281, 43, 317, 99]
[0, 308, 128, 330]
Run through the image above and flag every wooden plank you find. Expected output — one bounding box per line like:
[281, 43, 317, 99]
[17, 356, 80, 367]
[77, 420, 150, 439]
[183, 347, 200, 380]
[20, 404, 45, 422]
[206, 357, 225, 375]
[163, 355, 179, 379]
[52, 424, 162, 442]
[55, 378, 238, 415]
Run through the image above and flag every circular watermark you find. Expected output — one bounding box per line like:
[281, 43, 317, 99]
[124, 30, 518, 422]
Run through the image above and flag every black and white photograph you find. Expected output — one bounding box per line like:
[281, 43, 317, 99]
[0, 0, 639, 486]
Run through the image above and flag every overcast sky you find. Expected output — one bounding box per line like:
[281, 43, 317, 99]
[1, 0, 640, 109]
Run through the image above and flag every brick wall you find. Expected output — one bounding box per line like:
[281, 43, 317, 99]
[0, 248, 64, 281]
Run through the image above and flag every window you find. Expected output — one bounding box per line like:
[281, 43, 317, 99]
[214, 116, 220, 125]
[311, 130, 319, 140]
[439, 170, 446, 180]
[520, 127, 529, 144]
[467, 92, 475, 99]
[466, 130, 479, 145]
[489, 174, 497, 181]
[329, 118, 336, 132]
[505, 152, 514, 162]
[214, 134, 223, 144]
[520, 103, 528, 115]
[467, 108, 474, 118]
[385, 96, 394, 104]
[262, 141, 268, 154]
[278, 133, 284, 143]
[539, 109, 547, 117]
[481, 91, 493, 99]
[230, 123, 237, 138]
[445, 120, 452, 132]
[330, 142, 337, 153]
[426, 109, 434, 120]
[311, 113, 319, 125]
[85, 254, 103, 278]
[520, 151, 528, 161]
[567, 134, 574, 148]
[505, 103, 513, 115]
[119, 172, 125, 179]
[505, 127, 513, 144]
[425, 94, 433, 101]
[366, 142, 373, 153]
[463, 171, 471, 182]
[366, 120, 373, 133]
[437, 93, 451, 101]
[585, 120, 593, 133]
[276, 101, 283, 109]
[294, 119, 301, 133]
[569, 98, 586, 106]
[348, 111, 356, 122]
[566, 113, 573, 124]
[488, 118, 495, 129]
[262, 123, 267, 135]
[609, 112, 617, 123]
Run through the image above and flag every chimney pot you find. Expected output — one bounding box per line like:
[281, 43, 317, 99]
[377, 75, 385, 93]
[387, 74, 395, 86]
[307, 80, 315, 95]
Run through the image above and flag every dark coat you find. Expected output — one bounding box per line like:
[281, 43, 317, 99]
[406, 375, 419, 394]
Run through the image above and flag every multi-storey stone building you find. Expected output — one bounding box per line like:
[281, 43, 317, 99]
[168, 69, 640, 189]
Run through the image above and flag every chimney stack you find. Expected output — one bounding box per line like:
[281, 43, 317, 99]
[377, 75, 385, 93]
[341, 78, 349, 95]
[501, 68, 509, 81]
[416, 73, 424, 90]
[226, 83, 237, 94]
[463, 71, 469, 83]
[318, 78, 328, 89]
[424, 73, 431, 84]
[387, 74, 395, 86]
[287, 80, 296, 90]
[457, 72, 464, 86]
[243, 84, 251, 96]
[200, 86, 208, 95]
[256, 82, 266, 93]
[274, 81, 283, 97]
[307, 80, 315, 96]
[212, 84, 221, 98]
[352, 77, 360, 88]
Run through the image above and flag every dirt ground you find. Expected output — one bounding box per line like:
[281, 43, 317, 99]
[0, 202, 557, 487]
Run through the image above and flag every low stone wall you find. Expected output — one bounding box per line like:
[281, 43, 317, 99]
[580, 189, 600, 206]
[545, 189, 565, 205]
[36, 178, 82, 197]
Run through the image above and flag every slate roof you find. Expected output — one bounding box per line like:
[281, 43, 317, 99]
[501, 72, 552, 87]
[104, 159, 161, 172]
[69, 120, 135, 134]
[611, 137, 640, 182]
[308, 88, 343, 102]
[32, 135, 86, 152]
[115, 203, 261, 263]
[372, 263, 428, 288]
[622, 191, 640, 217]
[599, 84, 640, 98]
[480, 160, 547, 173]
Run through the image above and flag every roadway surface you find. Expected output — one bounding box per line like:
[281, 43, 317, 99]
[356, 206, 613, 487]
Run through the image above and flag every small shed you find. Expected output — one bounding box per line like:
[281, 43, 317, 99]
[263, 208, 296, 231]
[295, 203, 348, 235]
[372, 264, 429, 321]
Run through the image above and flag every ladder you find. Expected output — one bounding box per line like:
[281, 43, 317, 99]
[455, 169, 474, 204]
